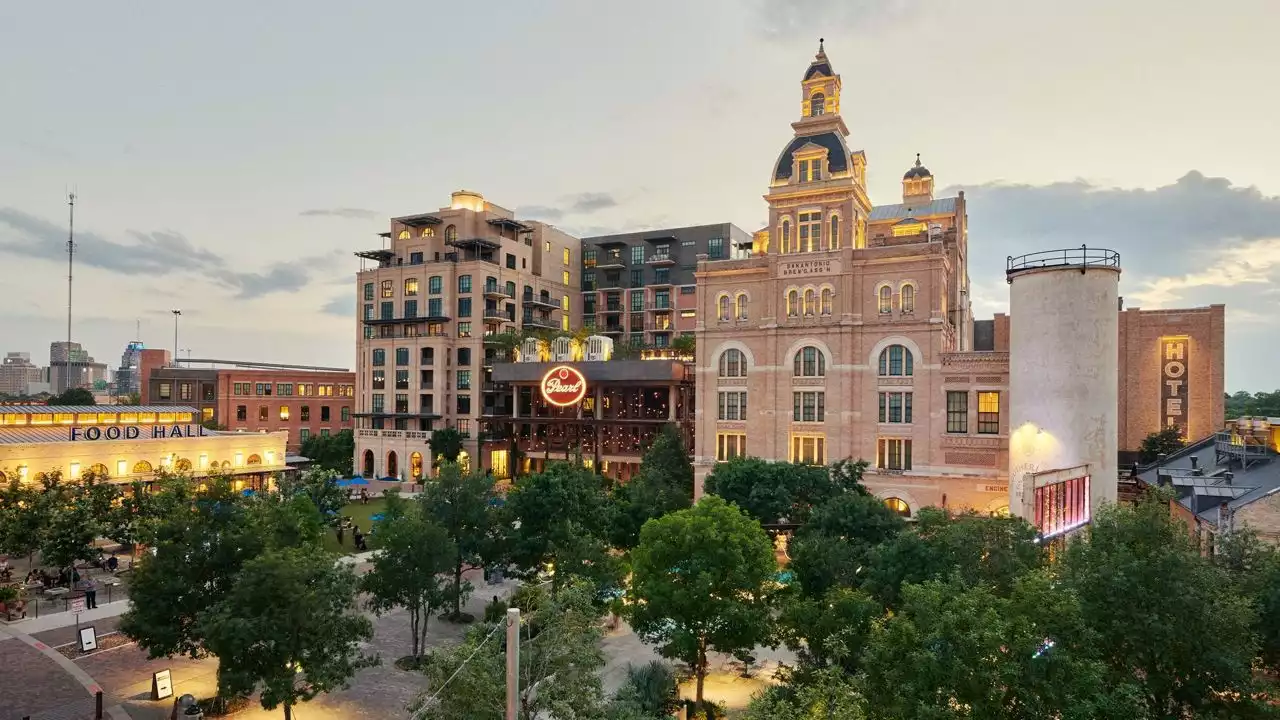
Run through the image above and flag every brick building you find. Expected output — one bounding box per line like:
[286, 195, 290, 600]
[140, 349, 354, 453]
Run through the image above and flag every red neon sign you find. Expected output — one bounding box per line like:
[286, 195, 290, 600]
[540, 365, 587, 407]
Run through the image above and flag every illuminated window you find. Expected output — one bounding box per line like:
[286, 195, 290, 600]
[790, 434, 826, 465]
[977, 392, 1001, 434]
[717, 391, 747, 420]
[946, 391, 968, 433]
[798, 212, 821, 251]
[786, 289, 799, 317]
[820, 287, 833, 315]
[878, 286, 893, 314]
[544, 240, 551, 252]
[445, 225, 457, 243]
[792, 391, 825, 422]
[405, 278, 419, 296]
[884, 497, 911, 517]
[116, 460, 127, 477]
[381, 279, 394, 298]
[878, 392, 912, 423]
[681, 309, 696, 318]
[458, 322, 471, 338]
[718, 349, 747, 378]
[716, 432, 746, 462]
[878, 345, 913, 377]
[398, 230, 410, 240]
[803, 288, 816, 315]
[901, 284, 915, 313]
[132, 460, 153, 475]
[829, 215, 839, 249]
[421, 227, 434, 237]
[158, 383, 172, 400]
[810, 92, 825, 116]
[735, 293, 748, 320]
[718, 295, 730, 321]
[279, 406, 290, 421]
[562, 270, 570, 285]
[562, 248, 571, 265]
[877, 439, 912, 471]
[202, 407, 214, 422]
[793, 346, 825, 377]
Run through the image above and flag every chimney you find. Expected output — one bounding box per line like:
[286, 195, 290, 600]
[1223, 471, 1233, 486]
[1190, 456, 1199, 470]
[1118, 296, 1125, 311]
[1157, 473, 1172, 488]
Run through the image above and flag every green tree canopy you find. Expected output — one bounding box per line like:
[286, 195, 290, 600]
[47, 387, 95, 406]
[420, 462, 496, 618]
[299, 429, 354, 477]
[786, 491, 907, 598]
[704, 457, 863, 526]
[363, 502, 456, 658]
[777, 587, 880, 675]
[1138, 426, 1185, 463]
[609, 423, 693, 548]
[429, 427, 466, 466]
[627, 494, 776, 703]
[277, 467, 347, 519]
[201, 545, 376, 719]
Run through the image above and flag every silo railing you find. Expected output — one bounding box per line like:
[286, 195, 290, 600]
[1006, 245, 1120, 281]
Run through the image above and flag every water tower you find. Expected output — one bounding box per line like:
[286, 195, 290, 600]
[1007, 246, 1120, 537]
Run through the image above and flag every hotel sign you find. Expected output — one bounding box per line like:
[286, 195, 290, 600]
[540, 366, 587, 407]
[780, 259, 838, 277]
[70, 425, 207, 442]
[1160, 337, 1189, 434]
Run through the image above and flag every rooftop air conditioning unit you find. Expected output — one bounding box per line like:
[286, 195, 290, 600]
[584, 336, 614, 362]
[551, 337, 573, 362]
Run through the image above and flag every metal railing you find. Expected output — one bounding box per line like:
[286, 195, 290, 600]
[1006, 245, 1120, 277]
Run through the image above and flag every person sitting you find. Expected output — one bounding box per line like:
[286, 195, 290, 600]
[106, 553, 119, 573]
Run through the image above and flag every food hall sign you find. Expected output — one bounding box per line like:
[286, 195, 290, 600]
[70, 424, 207, 441]
[1160, 337, 1189, 434]
[541, 365, 587, 407]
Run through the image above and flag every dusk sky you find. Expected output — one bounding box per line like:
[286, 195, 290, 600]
[2, 0, 1276, 390]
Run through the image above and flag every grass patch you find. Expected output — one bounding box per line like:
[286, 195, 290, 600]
[321, 497, 390, 555]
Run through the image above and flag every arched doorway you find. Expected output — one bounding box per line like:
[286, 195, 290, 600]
[362, 450, 374, 478]
[410, 452, 423, 480]
[386, 451, 399, 479]
[883, 497, 911, 518]
[457, 450, 470, 474]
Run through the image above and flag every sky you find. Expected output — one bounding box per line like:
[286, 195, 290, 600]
[1, 0, 1276, 391]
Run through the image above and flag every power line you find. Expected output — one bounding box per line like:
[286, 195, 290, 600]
[411, 621, 504, 720]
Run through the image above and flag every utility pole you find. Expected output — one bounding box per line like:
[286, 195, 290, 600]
[171, 310, 181, 365]
[66, 191, 76, 392]
[505, 607, 520, 720]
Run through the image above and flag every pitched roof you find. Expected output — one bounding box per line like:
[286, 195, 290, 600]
[868, 197, 958, 222]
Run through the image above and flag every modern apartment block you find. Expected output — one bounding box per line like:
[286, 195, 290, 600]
[580, 224, 751, 349]
[354, 191, 581, 480]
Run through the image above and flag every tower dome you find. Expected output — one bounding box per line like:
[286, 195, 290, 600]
[903, 153, 932, 180]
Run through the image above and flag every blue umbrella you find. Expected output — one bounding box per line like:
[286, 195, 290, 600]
[335, 479, 353, 487]
[377, 476, 395, 483]
[350, 477, 371, 486]
[241, 489, 256, 497]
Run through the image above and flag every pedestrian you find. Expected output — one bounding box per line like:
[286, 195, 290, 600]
[106, 553, 119, 573]
[336, 523, 345, 546]
[360, 488, 369, 505]
[82, 577, 98, 609]
[353, 528, 366, 552]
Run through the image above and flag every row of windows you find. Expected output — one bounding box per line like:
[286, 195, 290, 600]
[716, 293, 749, 321]
[365, 278, 565, 302]
[582, 239, 727, 268]
[718, 345, 914, 379]
[229, 382, 353, 397]
[233, 405, 350, 423]
[878, 284, 916, 314]
[785, 287, 835, 317]
[396, 227, 573, 264]
[946, 390, 1002, 434]
[778, 212, 840, 253]
[712, 388, 1003, 434]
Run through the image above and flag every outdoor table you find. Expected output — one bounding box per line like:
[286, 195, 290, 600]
[44, 586, 69, 598]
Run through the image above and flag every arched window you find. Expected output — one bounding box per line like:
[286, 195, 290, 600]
[793, 346, 826, 377]
[901, 284, 916, 313]
[884, 497, 911, 517]
[810, 92, 825, 116]
[89, 463, 109, 478]
[175, 458, 192, 472]
[780, 220, 791, 254]
[786, 289, 799, 317]
[506, 281, 516, 298]
[398, 230, 410, 240]
[803, 288, 816, 315]
[735, 293, 748, 320]
[878, 345, 914, 377]
[820, 288, 833, 316]
[829, 215, 840, 250]
[410, 451, 423, 480]
[132, 460, 153, 475]
[878, 285, 893, 314]
[718, 295, 731, 321]
[719, 349, 746, 378]
[387, 451, 399, 478]
[246, 454, 262, 466]
[445, 225, 457, 244]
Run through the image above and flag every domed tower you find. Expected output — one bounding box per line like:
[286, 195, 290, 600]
[902, 154, 934, 205]
[761, 39, 872, 255]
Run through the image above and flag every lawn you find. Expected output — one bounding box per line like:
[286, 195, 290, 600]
[321, 497, 389, 555]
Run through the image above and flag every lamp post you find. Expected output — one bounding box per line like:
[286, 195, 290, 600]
[171, 310, 181, 366]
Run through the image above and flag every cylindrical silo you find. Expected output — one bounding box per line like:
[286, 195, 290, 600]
[1007, 246, 1121, 525]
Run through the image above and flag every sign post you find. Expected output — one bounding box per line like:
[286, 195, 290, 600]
[69, 595, 85, 643]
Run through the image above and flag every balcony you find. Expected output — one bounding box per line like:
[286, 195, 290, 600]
[523, 316, 557, 330]
[645, 254, 676, 265]
[593, 260, 625, 270]
[646, 303, 672, 312]
[478, 430, 511, 443]
[447, 236, 502, 251]
[601, 326, 625, 335]
[481, 405, 513, 417]
[483, 308, 513, 323]
[645, 324, 674, 332]
[483, 285, 511, 300]
[600, 305, 623, 314]
[482, 381, 509, 392]
[523, 293, 559, 309]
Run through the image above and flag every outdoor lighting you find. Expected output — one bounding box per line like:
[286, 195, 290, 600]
[234, 452, 243, 467]
[117, 460, 127, 476]
[69, 462, 80, 478]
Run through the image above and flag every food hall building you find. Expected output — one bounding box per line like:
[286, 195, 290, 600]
[486, 337, 694, 481]
[0, 405, 289, 489]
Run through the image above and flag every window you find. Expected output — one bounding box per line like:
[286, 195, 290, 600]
[458, 275, 472, 294]
[428, 298, 443, 317]
[584, 249, 597, 267]
[562, 270, 570, 285]
[780, 220, 791, 254]
[654, 267, 669, 284]
[279, 406, 290, 421]
[878, 345, 913, 377]
[631, 292, 645, 312]
[563, 248, 571, 265]
[298, 383, 313, 396]
[810, 92, 825, 116]
[820, 287, 833, 315]
[458, 321, 471, 338]
[455, 419, 471, 436]
[256, 383, 272, 396]
[829, 215, 839, 250]
[803, 288, 816, 315]
[877, 439, 912, 471]
[654, 289, 670, 308]
[506, 254, 517, 270]
[458, 297, 472, 318]
[718, 349, 746, 377]
[708, 237, 725, 259]
[946, 391, 968, 433]
[457, 370, 471, 390]
[901, 284, 916, 313]
[380, 301, 393, 320]
[735, 293, 748, 320]
[378, 279, 393, 298]
[718, 295, 730, 321]
[583, 270, 595, 290]
[321, 428, 331, 437]
[277, 383, 293, 396]
[158, 382, 172, 400]
[372, 349, 386, 366]
[363, 283, 374, 301]
[791, 435, 826, 465]
[372, 370, 385, 389]
[396, 369, 409, 389]
[793, 346, 826, 377]
[629, 332, 644, 347]
[792, 391, 826, 422]
[405, 278, 419, 296]
[398, 230, 410, 240]
[629, 268, 643, 288]
[363, 303, 374, 321]
[179, 383, 193, 401]
[681, 309, 696, 318]
[371, 394, 385, 413]
[301, 405, 311, 422]
[457, 395, 471, 414]
[506, 281, 516, 298]
[236, 405, 247, 421]
[544, 240, 551, 252]
[878, 392, 913, 423]
[445, 225, 457, 243]
[428, 276, 442, 294]
[716, 433, 746, 462]
[631, 246, 644, 264]
[786, 289, 799, 316]
[410, 251, 423, 264]
[341, 407, 350, 422]
[404, 299, 418, 318]
[798, 158, 822, 183]
[258, 405, 269, 421]
[717, 391, 748, 420]
[396, 393, 409, 413]
[978, 391, 1001, 434]
[884, 497, 910, 517]
[878, 286, 893, 314]
[798, 211, 822, 251]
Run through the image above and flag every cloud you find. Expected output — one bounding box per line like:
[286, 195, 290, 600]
[752, 0, 921, 39]
[1128, 237, 1280, 306]
[568, 192, 617, 214]
[518, 192, 619, 222]
[299, 207, 379, 220]
[0, 207, 344, 300]
[321, 294, 355, 317]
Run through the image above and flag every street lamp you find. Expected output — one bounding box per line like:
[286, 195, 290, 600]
[171, 310, 181, 365]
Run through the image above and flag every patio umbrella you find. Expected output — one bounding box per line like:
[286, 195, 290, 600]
[351, 477, 371, 485]
[335, 479, 353, 487]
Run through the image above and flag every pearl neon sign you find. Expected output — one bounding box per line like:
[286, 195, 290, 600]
[540, 365, 587, 407]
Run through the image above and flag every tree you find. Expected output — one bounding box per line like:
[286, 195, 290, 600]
[277, 467, 346, 520]
[420, 462, 495, 619]
[703, 457, 846, 525]
[777, 587, 880, 675]
[628, 495, 776, 703]
[201, 545, 376, 719]
[362, 506, 455, 660]
[299, 429, 354, 476]
[1058, 496, 1260, 717]
[0, 477, 47, 561]
[609, 423, 693, 548]
[1138, 426, 1185, 463]
[39, 472, 102, 571]
[429, 427, 465, 466]
[607, 661, 679, 719]
[786, 491, 907, 598]
[47, 387, 95, 406]
[1225, 389, 1280, 420]
[743, 666, 865, 720]
[201, 418, 227, 431]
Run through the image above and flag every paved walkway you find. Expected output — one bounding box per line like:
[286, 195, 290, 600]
[0, 618, 133, 720]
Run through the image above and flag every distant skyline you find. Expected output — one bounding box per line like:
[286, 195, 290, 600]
[1, 0, 1276, 390]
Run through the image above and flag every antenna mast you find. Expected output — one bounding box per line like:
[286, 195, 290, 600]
[67, 190, 76, 390]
